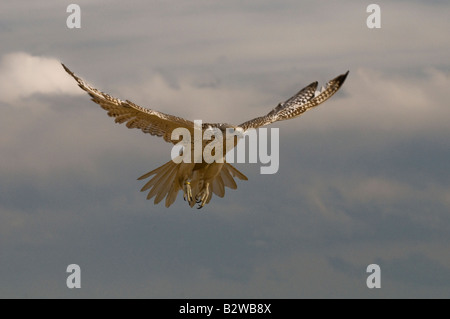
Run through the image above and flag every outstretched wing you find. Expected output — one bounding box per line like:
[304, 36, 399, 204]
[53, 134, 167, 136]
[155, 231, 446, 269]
[62, 64, 194, 144]
[239, 71, 349, 131]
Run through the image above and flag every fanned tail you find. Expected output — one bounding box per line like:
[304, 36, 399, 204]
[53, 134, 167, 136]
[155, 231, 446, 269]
[138, 160, 181, 208]
[138, 161, 248, 208]
[209, 163, 248, 203]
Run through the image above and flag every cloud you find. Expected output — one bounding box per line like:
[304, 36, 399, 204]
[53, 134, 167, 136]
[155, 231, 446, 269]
[279, 67, 450, 138]
[0, 52, 82, 104]
[1, 1, 450, 298]
[329, 253, 450, 290]
[117, 73, 268, 124]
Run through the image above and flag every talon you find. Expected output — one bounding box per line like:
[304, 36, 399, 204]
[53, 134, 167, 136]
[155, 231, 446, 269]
[195, 185, 209, 209]
[197, 199, 206, 209]
[183, 181, 193, 203]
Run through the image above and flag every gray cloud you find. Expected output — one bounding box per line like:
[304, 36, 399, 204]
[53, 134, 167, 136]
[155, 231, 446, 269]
[0, 52, 82, 104]
[329, 253, 450, 292]
[1, 0, 450, 298]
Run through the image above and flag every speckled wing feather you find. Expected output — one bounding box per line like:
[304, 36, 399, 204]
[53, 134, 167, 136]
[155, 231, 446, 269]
[275, 71, 349, 120]
[267, 81, 318, 117]
[239, 71, 349, 131]
[62, 64, 195, 144]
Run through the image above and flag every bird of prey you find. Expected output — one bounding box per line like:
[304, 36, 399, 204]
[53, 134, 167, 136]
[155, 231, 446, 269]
[63, 64, 348, 208]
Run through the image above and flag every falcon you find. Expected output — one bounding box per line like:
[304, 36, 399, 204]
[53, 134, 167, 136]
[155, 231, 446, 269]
[62, 64, 348, 208]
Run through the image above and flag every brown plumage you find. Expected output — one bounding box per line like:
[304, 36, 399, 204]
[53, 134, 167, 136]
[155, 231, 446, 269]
[63, 64, 348, 208]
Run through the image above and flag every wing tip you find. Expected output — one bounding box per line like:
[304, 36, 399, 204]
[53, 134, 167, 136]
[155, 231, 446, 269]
[61, 63, 83, 85]
[61, 63, 72, 75]
[336, 70, 350, 84]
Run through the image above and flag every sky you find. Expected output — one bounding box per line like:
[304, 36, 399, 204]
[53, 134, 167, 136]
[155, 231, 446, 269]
[0, 0, 449, 298]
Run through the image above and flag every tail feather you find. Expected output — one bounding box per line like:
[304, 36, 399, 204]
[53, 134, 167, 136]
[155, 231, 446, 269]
[154, 166, 179, 204]
[137, 161, 173, 180]
[140, 161, 175, 192]
[165, 182, 181, 208]
[209, 163, 247, 202]
[224, 163, 248, 181]
[212, 174, 225, 198]
[138, 161, 248, 208]
[206, 188, 214, 204]
[146, 164, 176, 200]
[220, 166, 238, 189]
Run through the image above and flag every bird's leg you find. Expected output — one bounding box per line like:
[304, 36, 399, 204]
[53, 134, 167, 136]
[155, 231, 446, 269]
[183, 181, 193, 203]
[195, 182, 210, 209]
